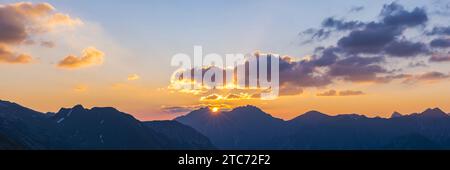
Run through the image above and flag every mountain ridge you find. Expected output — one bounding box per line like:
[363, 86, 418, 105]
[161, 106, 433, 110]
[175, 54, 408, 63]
[175, 105, 450, 149]
[0, 100, 213, 149]
[2, 99, 450, 150]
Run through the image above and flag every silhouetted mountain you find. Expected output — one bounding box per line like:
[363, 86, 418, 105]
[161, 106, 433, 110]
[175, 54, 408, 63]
[3, 99, 450, 150]
[144, 121, 214, 149]
[0, 132, 26, 149]
[390, 111, 403, 118]
[0, 100, 68, 149]
[53, 105, 169, 149]
[384, 134, 441, 149]
[0, 100, 215, 149]
[175, 105, 284, 149]
[415, 108, 448, 118]
[176, 106, 450, 149]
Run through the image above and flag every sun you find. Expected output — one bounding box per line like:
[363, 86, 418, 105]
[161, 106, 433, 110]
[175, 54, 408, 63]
[211, 107, 220, 113]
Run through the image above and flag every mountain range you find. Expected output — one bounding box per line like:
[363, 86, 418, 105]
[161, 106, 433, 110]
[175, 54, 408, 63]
[0, 100, 213, 149]
[176, 106, 450, 149]
[2, 99, 450, 149]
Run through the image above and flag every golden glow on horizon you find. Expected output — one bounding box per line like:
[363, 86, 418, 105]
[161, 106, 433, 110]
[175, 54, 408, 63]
[211, 107, 220, 113]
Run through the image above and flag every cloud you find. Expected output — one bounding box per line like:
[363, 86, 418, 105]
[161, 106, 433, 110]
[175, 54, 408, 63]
[380, 3, 428, 27]
[304, 3, 431, 59]
[430, 53, 450, 62]
[199, 93, 254, 101]
[317, 90, 337, 96]
[327, 56, 388, 82]
[160, 106, 195, 114]
[312, 47, 340, 67]
[322, 17, 365, 31]
[0, 2, 82, 64]
[40, 40, 55, 48]
[337, 22, 402, 54]
[0, 44, 32, 64]
[417, 71, 449, 80]
[349, 6, 364, 13]
[427, 26, 450, 36]
[297, 2, 450, 85]
[161, 104, 233, 114]
[408, 61, 428, 68]
[430, 38, 450, 48]
[339, 90, 365, 96]
[404, 71, 450, 83]
[57, 47, 104, 69]
[46, 13, 83, 27]
[200, 94, 221, 101]
[317, 89, 365, 96]
[169, 2, 450, 101]
[383, 40, 429, 57]
[127, 74, 140, 81]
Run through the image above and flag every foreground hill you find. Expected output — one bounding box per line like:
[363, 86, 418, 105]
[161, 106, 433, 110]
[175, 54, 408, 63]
[0, 100, 213, 149]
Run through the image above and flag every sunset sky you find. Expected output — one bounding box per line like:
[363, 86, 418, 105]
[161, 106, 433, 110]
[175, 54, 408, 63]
[1, 0, 450, 120]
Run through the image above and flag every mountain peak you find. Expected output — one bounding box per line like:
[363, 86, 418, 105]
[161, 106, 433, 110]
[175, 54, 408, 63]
[290, 110, 330, 122]
[391, 111, 403, 118]
[91, 107, 119, 112]
[419, 108, 448, 118]
[300, 110, 329, 118]
[0, 100, 19, 108]
[232, 105, 262, 112]
[72, 104, 85, 110]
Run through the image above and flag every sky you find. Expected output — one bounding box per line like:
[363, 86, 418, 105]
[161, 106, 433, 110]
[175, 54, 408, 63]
[0, 0, 450, 120]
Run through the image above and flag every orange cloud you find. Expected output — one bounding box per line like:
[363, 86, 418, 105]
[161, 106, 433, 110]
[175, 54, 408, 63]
[317, 90, 337, 96]
[47, 13, 83, 27]
[57, 47, 104, 69]
[127, 74, 140, 81]
[317, 89, 365, 96]
[0, 44, 32, 64]
[0, 2, 83, 65]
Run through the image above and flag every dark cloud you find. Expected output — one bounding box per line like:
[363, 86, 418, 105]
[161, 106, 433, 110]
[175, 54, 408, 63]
[312, 47, 340, 67]
[337, 2, 429, 56]
[322, 17, 365, 31]
[384, 40, 429, 57]
[0, 8, 28, 44]
[427, 26, 450, 36]
[430, 38, 450, 48]
[278, 57, 332, 88]
[327, 56, 387, 82]
[337, 22, 402, 54]
[380, 3, 428, 27]
[301, 28, 331, 41]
